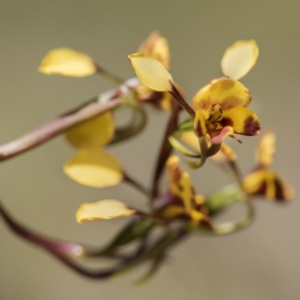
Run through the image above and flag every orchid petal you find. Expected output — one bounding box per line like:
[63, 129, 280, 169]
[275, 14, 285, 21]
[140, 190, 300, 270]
[221, 40, 259, 80]
[221, 107, 260, 136]
[76, 199, 136, 223]
[39, 48, 96, 77]
[138, 31, 170, 70]
[192, 78, 251, 111]
[65, 112, 115, 148]
[128, 53, 173, 92]
[64, 148, 123, 188]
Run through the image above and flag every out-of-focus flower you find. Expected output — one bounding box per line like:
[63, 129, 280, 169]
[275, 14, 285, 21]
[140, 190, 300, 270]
[39, 48, 97, 77]
[158, 155, 210, 227]
[75, 155, 210, 228]
[243, 131, 294, 201]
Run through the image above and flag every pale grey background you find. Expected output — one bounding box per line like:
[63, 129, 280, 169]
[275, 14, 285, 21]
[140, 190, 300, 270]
[0, 0, 299, 299]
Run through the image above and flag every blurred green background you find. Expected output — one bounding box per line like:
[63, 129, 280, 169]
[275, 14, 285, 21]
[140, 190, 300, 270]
[0, 0, 299, 299]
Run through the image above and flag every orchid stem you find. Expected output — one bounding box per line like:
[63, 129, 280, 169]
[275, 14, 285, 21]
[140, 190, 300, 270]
[151, 102, 181, 199]
[95, 64, 124, 85]
[123, 173, 151, 199]
[169, 82, 195, 119]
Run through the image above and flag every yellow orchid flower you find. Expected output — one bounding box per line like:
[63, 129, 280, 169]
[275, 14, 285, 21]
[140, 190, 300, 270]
[243, 131, 294, 201]
[192, 40, 260, 144]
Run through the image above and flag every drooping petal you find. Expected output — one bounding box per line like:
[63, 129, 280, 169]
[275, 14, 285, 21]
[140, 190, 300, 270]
[76, 199, 136, 223]
[210, 126, 235, 144]
[220, 107, 260, 136]
[210, 143, 237, 163]
[39, 48, 97, 77]
[128, 53, 173, 92]
[255, 131, 276, 167]
[243, 170, 294, 201]
[192, 78, 251, 111]
[138, 31, 170, 70]
[166, 156, 194, 213]
[64, 148, 123, 188]
[180, 131, 199, 151]
[221, 40, 259, 80]
[194, 109, 208, 137]
[65, 112, 115, 148]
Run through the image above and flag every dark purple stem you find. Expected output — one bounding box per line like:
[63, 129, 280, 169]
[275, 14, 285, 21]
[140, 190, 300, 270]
[151, 102, 181, 199]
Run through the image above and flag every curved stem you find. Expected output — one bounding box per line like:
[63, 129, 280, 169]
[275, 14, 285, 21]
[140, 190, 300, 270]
[151, 102, 181, 199]
[211, 200, 255, 235]
[185, 136, 208, 169]
[169, 82, 195, 119]
[95, 64, 124, 85]
[110, 106, 147, 144]
[123, 173, 151, 199]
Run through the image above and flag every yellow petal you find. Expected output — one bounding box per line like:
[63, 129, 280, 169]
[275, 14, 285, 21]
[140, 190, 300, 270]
[76, 199, 136, 223]
[192, 78, 252, 111]
[65, 112, 115, 149]
[64, 148, 123, 188]
[210, 143, 237, 163]
[39, 48, 96, 77]
[180, 131, 199, 151]
[221, 107, 260, 136]
[243, 170, 294, 201]
[167, 155, 194, 213]
[256, 131, 276, 167]
[128, 53, 173, 92]
[138, 31, 170, 70]
[221, 40, 259, 80]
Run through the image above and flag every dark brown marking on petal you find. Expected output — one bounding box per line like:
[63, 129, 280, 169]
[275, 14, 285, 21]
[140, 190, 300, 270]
[195, 120, 205, 137]
[220, 117, 234, 127]
[244, 116, 260, 136]
[274, 177, 286, 201]
[247, 179, 267, 197]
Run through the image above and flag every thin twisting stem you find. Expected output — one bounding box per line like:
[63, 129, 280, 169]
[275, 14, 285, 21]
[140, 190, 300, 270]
[95, 64, 124, 85]
[169, 82, 195, 119]
[151, 102, 181, 199]
[123, 173, 152, 199]
[210, 151, 255, 235]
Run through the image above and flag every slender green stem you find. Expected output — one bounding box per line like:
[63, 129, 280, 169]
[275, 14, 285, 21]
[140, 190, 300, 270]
[123, 173, 152, 199]
[185, 136, 208, 169]
[110, 106, 147, 144]
[95, 64, 124, 85]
